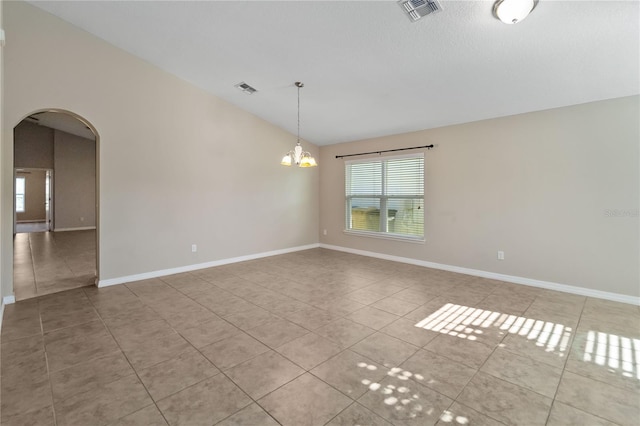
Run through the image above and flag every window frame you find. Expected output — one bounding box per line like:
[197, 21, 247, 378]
[15, 176, 26, 213]
[344, 153, 425, 243]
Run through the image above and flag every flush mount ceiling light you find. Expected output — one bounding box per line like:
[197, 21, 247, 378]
[281, 82, 317, 168]
[493, 0, 537, 24]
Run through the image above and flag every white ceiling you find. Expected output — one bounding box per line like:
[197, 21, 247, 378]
[28, 1, 639, 146]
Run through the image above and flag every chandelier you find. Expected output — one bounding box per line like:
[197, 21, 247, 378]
[281, 82, 318, 168]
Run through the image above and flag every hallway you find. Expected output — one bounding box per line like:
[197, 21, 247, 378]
[13, 230, 96, 300]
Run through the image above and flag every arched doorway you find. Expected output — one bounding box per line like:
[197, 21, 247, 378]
[13, 110, 99, 300]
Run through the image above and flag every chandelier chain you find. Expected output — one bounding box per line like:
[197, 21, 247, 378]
[297, 83, 300, 144]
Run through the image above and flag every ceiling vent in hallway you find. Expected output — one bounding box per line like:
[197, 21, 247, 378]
[398, 0, 443, 22]
[234, 81, 258, 94]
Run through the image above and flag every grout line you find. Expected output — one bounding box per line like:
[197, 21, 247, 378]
[38, 297, 59, 426]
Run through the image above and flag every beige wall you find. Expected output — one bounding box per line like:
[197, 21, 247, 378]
[320, 96, 640, 298]
[1, 1, 319, 295]
[16, 169, 46, 222]
[14, 121, 54, 169]
[54, 129, 96, 229]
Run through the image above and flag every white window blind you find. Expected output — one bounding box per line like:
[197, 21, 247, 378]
[345, 154, 424, 240]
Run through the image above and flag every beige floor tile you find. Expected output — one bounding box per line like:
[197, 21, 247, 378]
[326, 403, 392, 426]
[344, 289, 388, 305]
[475, 293, 535, 316]
[315, 318, 376, 347]
[436, 402, 504, 426]
[175, 317, 240, 348]
[480, 347, 563, 398]
[1, 334, 44, 360]
[555, 371, 640, 426]
[380, 317, 439, 347]
[226, 350, 304, 399]
[200, 294, 257, 317]
[101, 301, 159, 325]
[157, 374, 251, 426]
[276, 332, 344, 370]
[311, 297, 367, 316]
[0, 405, 55, 426]
[119, 332, 192, 371]
[400, 349, 476, 399]
[259, 373, 352, 426]
[457, 372, 552, 425]
[216, 403, 279, 426]
[200, 331, 270, 370]
[371, 297, 421, 316]
[403, 299, 451, 322]
[161, 304, 220, 329]
[424, 334, 494, 369]
[45, 325, 120, 372]
[54, 374, 152, 426]
[311, 350, 388, 400]
[40, 304, 100, 332]
[546, 401, 617, 426]
[0, 315, 42, 342]
[0, 375, 52, 423]
[43, 319, 106, 345]
[246, 318, 309, 348]
[346, 306, 399, 331]
[282, 306, 341, 330]
[358, 375, 453, 426]
[360, 283, 407, 297]
[138, 348, 219, 401]
[351, 332, 419, 368]
[224, 306, 282, 330]
[566, 331, 640, 392]
[49, 351, 133, 402]
[392, 288, 439, 305]
[499, 331, 572, 369]
[109, 404, 169, 426]
[1, 340, 48, 384]
[109, 318, 176, 345]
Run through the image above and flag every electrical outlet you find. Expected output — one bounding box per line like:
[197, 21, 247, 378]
[191, 244, 197, 253]
[323, 229, 327, 236]
[79, 217, 84, 222]
[497, 250, 505, 260]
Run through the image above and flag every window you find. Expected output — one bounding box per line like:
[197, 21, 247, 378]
[345, 154, 424, 241]
[16, 176, 26, 213]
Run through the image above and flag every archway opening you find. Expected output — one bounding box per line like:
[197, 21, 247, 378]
[13, 110, 99, 300]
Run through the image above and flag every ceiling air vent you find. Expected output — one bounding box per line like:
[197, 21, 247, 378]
[234, 81, 258, 94]
[398, 0, 443, 22]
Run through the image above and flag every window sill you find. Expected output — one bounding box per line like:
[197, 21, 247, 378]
[343, 229, 425, 244]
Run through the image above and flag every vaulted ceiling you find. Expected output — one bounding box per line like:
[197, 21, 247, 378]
[28, 1, 640, 145]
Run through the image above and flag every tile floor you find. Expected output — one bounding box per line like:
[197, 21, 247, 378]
[1, 248, 638, 426]
[13, 230, 96, 301]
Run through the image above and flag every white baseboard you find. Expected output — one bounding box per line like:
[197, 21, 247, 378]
[0, 302, 4, 332]
[320, 243, 640, 306]
[54, 226, 96, 232]
[98, 243, 320, 288]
